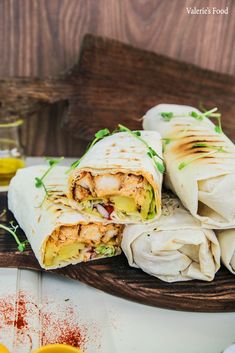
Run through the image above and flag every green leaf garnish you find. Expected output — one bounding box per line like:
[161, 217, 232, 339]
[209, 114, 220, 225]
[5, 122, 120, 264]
[35, 177, 43, 188]
[95, 128, 110, 139]
[178, 148, 225, 170]
[45, 157, 63, 167]
[155, 162, 165, 173]
[148, 147, 157, 156]
[161, 112, 174, 121]
[160, 107, 223, 134]
[192, 142, 227, 153]
[178, 161, 187, 170]
[118, 124, 165, 174]
[192, 142, 208, 148]
[0, 221, 28, 252]
[35, 157, 64, 205]
[67, 128, 111, 173]
[162, 138, 171, 145]
[68, 125, 164, 174]
[190, 111, 201, 119]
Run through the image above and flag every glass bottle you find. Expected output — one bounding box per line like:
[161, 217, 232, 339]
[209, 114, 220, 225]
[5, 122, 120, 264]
[0, 117, 25, 191]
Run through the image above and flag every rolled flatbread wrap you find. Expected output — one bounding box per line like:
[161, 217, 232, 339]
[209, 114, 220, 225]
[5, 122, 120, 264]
[122, 194, 220, 282]
[143, 104, 235, 229]
[68, 131, 163, 223]
[216, 229, 235, 274]
[8, 166, 123, 270]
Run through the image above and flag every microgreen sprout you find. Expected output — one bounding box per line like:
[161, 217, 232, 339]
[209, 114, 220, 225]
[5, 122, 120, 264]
[161, 107, 223, 133]
[0, 221, 28, 252]
[68, 125, 165, 174]
[192, 142, 227, 153]
[67, 128, 110, 173]
[162, 138, 172, 145]
[160, 112, 174, 121]
[118, 124, 165, 173]
[178, 148, 225, 170]
[35, 157, 64, 206]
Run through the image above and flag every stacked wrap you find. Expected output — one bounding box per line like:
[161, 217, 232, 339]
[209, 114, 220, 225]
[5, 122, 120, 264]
[143, 104, 235, 229]
[122, 194, 220, 282]
[68, 131, 163, 223]
[8, 119, 231, 281]
[8, 166, 124, 269]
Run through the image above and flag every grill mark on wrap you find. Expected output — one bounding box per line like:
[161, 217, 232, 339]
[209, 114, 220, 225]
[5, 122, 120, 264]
[169, 132, 230, 161]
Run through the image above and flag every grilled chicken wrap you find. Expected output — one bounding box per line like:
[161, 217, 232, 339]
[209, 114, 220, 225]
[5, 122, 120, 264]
[143, 104, 235, 229]
[122, 194, 220, 282]
[8, 166, 123, 270]
[216, 230, 235, 274]
[68, 131, 163, 223]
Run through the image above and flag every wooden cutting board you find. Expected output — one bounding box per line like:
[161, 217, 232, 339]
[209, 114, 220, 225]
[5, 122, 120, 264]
[1, 192, 235, 313]
[1, 34, 235, 149]
[63, 34, 235, 142]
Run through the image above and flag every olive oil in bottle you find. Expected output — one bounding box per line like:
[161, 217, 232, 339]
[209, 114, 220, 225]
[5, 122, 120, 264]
[0, 157, 25, 186]
[0, 118, 25, 190]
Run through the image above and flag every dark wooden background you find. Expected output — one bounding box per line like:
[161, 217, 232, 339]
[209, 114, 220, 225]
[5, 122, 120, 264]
[0, 0, 234, 157]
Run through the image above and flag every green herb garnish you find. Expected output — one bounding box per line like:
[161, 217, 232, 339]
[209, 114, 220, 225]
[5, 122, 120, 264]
[35, 157, 64, 205]
[178, 148, 225, 170]
[95, 245, 115, 256]
[160, 112, 174, 121]
[190, 107, 222, 133]
[68, 125, 165, 174]
[192, 142, 227, 153]
[162, 138, 172, 145]
[118, 124, 165, 173]
[0, 221, 28, 252]
[67, 128, 110, 173]
[160, 107, 223, 134]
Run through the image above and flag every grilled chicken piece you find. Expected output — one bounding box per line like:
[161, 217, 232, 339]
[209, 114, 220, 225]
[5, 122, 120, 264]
[79, 224, 103, 244]
[74, 172, 95, 201]
[58, 225, 79, 241]
[120, 174, 144, 197]
[94, 173, 123, 197]
[102, 224, 123, 243]
[74, 185, 91, 201]
[134, 187, 147, 208]
[78, 172, 94, 192]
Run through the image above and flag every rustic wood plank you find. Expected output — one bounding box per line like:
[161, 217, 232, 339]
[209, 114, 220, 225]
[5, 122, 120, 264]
[1, 193, 235, 313]
[0, 0, 234, 156]
[64, 34, 235, 142]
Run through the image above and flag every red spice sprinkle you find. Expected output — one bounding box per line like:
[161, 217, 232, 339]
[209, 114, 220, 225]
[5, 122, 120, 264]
[48, 326, 82, 347]
[42, 307, 87, 349]
[14, 292, 28, 330]
[0, 295, 15, 328]
[0, 292, 93, 351]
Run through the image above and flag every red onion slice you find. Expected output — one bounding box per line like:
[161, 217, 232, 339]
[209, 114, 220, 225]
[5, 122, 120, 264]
[96, 204, 109, 218]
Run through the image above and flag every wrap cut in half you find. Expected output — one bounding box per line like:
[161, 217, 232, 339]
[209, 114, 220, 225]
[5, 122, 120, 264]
[68, 131, 163, 223]
[143, 103, 235, 229]
[122, 193, 220, 282]
[8, 166, 123, 270]
[216, 230, 235, 274]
